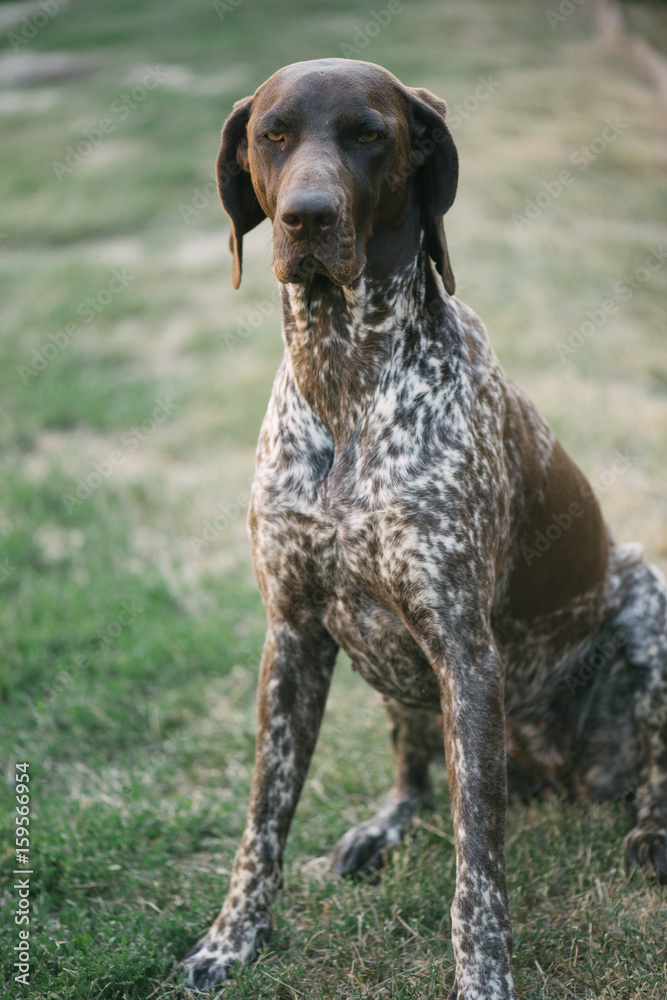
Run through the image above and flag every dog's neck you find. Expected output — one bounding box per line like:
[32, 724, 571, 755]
[279, 240, 447, 447]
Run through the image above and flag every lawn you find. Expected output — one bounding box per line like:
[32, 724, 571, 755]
[1, 0, 666, 997]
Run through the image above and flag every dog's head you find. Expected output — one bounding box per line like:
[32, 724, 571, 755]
[217, 58, 458, 292]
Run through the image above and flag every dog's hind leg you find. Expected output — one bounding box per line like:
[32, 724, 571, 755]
[570, 554, 667, 883]
[616, 561, 667, 883]
[331, 697, 442, 877]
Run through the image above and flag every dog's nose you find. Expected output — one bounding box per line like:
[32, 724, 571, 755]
[280, 193, 339, 241]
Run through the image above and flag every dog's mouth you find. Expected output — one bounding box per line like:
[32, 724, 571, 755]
[274, 251, 363, 287]
[272, 232, 365, 287]
[281, 253, 333, 283]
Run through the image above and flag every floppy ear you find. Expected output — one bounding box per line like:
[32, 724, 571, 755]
[217, 96, 267, 289]
[406, 88, 458, 295]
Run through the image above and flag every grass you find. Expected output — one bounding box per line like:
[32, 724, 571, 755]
[1, 0, 666, 996]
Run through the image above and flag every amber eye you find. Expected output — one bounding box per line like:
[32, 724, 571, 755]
[266, 131, 284, 142]
[359, 131, 380, 143]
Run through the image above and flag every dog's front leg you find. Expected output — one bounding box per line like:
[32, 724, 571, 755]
[438, 639, 517, 1000]
[183, 618, 338, 991]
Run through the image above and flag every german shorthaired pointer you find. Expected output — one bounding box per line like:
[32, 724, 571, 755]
[183, 59, 667, 998]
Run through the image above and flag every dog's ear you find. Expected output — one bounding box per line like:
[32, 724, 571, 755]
[217, 96, 267, 289]
[406, 88, 458, 295]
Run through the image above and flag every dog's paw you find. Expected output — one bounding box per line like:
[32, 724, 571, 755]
[181, 938, 233, 992]
[624, 819, 667, 884]
[331, 809, 405, 878]
[181, 917, 271, 992]
[446, 979, 518, 1000]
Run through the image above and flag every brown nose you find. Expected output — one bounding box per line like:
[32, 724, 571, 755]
[280, 192, 340, 241]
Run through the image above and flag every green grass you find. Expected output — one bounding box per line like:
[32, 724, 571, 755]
[1, 0, 667, 997]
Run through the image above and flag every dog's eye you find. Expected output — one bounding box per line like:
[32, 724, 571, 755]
[359, 132, 380, 143]
[266, 131, 285, 142]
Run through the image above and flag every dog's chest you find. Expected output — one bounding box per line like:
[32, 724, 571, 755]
[322, 452, 443, 705]
[256, 478, 441, 707]
[250, 360, 472, 707]
[321, 590, 441, 707]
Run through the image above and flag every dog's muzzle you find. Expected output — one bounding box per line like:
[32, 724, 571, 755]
[273, 184, 362, 286]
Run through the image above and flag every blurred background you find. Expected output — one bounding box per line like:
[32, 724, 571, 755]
[1, 1, 666, 997]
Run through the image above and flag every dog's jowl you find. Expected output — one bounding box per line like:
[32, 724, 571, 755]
[182, 59, 667, 999]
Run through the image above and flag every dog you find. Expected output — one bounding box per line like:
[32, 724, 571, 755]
[182, 59, 667, 999]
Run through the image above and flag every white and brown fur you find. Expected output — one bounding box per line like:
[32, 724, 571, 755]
[182, 59, 667, 999]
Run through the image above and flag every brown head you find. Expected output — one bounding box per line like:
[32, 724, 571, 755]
[217, 59, 458, 292]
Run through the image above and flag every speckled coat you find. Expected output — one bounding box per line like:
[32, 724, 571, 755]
[182, 59, 667, 1000]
